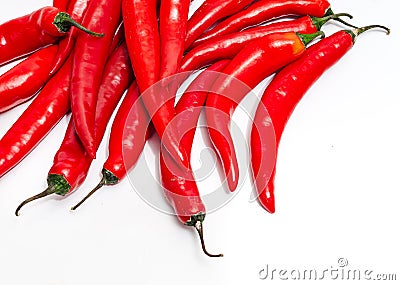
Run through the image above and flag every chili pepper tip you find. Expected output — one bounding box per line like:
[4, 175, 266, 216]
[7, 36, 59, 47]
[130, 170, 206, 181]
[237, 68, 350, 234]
[15, 187, 56, 216]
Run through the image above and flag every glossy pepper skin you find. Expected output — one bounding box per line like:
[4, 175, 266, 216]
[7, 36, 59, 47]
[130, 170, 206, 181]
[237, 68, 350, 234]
[0, 57, 72, 178]
[51, 43, 133, 194]
[161, 60, 229, 258]
[181, 15, 329, 74]
[102, 83, 149, 182]
[15, 42, 134, 215]
[71, 0, 121, 158]
[184, 0, 254, 50]
[50, 0, 92, 75]
[205, 31, 323, 192]
[0, 5, 100, 66]
[159, 0, 191, 79]
[193, 0, 330, 47]
[161, 60, 229, 224]
[123, 0, 190, 170]
[251, 29, 378, 213]
[71, 81, 151, 210]
[0, 45, 58, 113]
[53, 0, 70, 11]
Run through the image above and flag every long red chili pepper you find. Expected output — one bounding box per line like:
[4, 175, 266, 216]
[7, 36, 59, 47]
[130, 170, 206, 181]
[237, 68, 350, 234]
[0, 45, 58, 113]
[122, 0, 160, 93]
[159, 0, 191, 79]
[192, 0, 331, 48]
[49, 0, 93, 75]
[0, 57, 72, 179]
[123, 0, 190, 170]
[15, 42, 133, 215]
[71, 82, 150, 210]
[205, 31, 324, 192]
[70, 0, 122, 158]
[184, 0, 254, 50]
[161, 60, 229, 257]
[0, 5, 102, 66]
[251, 25, 390, 213]
[180, 13, 352, 74]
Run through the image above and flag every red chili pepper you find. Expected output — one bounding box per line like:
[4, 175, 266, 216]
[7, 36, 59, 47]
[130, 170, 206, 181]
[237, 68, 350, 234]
[161, 60, 229, 257]
[205, 31, 324, 192]
[0, 5, 102, 66]
[0, 45, 58, 113]
[71, 82, 151, 210]
[193, 0, 331, 48]
[123, 0, 190, 170]
[15, 42, 134, 215]
[180, 13, 351, 74]
[184, 0, 254, 50]
[251, 25, 390, 213]
[159, 0, 191, 79]
[49, 0, 93, 75]
[53, 0, 70, 11]
[70, 0, 122, 158]
[0, 57, 72, 179]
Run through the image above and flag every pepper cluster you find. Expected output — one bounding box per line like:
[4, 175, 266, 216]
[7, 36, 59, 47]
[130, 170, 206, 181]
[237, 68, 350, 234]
[0, 0, 389, 257]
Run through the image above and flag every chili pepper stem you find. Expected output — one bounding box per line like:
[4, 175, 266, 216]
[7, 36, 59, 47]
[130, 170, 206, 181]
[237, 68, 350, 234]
[311, 13, 354, 31]
[15, 187, 56, 216]
[71, 169, 119, 211]
[54, 12, 104, 37]
[186, 213, 223, 257]
[297, 31, 325, 46]
[347, 25, 390, 42]
[194, 221, 223, 258]
[354, 25, 391, 36]
[322, 8, 358, 29]
[15, 174, 70, 215]
[71, 179, 105, 211]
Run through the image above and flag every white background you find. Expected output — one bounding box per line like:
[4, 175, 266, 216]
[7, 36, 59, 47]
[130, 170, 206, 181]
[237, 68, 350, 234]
[1, 0, 399, 284]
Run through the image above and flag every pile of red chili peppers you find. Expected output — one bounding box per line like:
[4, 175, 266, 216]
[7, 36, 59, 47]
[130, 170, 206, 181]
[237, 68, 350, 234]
[0, 0, 390, 257]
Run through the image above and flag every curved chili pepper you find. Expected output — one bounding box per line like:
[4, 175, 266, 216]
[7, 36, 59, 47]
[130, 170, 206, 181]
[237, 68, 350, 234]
[192, 0, 330, 48]
[0, 5, 102, 66]
[251, 25, 390, 213]
[49, 0, 93, 75]
[71, 82, 150, 210]
[184, 0, 254, 50]
[70, 0, 122, 158]
[159, 0, 191, 79]
[123, 0, 190, 170]
[205, 31, 324, 192]
[0, 45, 58, 113]
[0, 57, 72, 179]
[180, 13, 352, 74]
[161, 60, 229, 257]
[15, 42, 134, 215]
